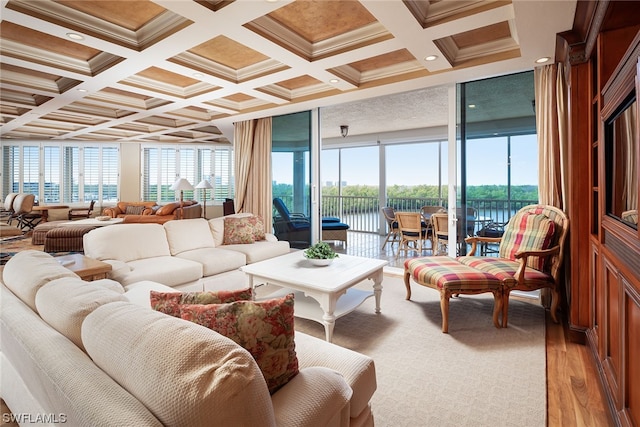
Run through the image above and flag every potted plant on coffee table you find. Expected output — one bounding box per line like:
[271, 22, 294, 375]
[304, 242, 339, 266]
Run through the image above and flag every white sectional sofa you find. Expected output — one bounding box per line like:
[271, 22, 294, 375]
[1, 250, 377, 426]
[83, 215, 291, 291]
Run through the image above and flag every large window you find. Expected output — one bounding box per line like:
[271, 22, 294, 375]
[1, 142, 119, 204]
[321, 140, 446, 232]
[459, 71, 538, 226]
[141, 145, 233, 202]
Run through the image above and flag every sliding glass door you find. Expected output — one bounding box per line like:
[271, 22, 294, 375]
[272, 111, 313, 248]
[457, 71, 538, 255]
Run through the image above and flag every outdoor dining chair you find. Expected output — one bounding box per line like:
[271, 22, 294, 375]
[420, 206, 445, 250]
[381, 206, 399, 249]
[395, 212, 427, 259]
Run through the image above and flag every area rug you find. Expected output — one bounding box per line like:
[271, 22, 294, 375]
[294, 270, 546, 427]
[0, 234, 77, 265]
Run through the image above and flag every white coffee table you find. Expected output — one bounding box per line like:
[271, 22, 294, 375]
[241, 251, 387, 342]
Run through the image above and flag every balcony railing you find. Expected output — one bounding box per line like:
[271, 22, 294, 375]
[274, 195, 538, 234]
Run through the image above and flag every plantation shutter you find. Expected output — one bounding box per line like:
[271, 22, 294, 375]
[214, 148, 233, 200]
[102, 147, 118, 202]
[63, 146, 79, 203]
[160, 147, 176, 202]
[23, 146, 40, 196]
[179, 147, 196, 201]
[42, 146, 60, 203]
[84, 147, 99, 202]
[142, 147, 156, 201]
[2, 145, 19, 194]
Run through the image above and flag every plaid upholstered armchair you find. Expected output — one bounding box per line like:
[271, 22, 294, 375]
[460, 205, 569, 326]
[404, 205, 569, 332]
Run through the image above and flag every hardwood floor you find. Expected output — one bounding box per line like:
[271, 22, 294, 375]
[332, 231, 614, 427]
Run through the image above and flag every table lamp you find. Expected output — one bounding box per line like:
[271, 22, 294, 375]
[195, 179, 214, 218]
[170, 178, 193, 219]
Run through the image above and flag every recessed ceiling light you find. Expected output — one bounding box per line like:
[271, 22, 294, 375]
[192, 73, 203, 78]
[424, 55, 438, 61]
[468, 104, 476, 109]
[66, 33, 84, 40]
[329, 79, 339, 84]
[77, 88, 88, 93]
[535, 57, 551, 64]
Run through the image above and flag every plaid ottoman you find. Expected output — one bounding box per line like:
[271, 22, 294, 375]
[404, 256, 503, 333]
[43, 225, 97, 253]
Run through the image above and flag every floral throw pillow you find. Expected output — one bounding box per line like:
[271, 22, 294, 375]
[180, 293, 298, 394]
[223, 216, 256, 244]
[248, 215, 266, 241]
[150, 288, 252, 318]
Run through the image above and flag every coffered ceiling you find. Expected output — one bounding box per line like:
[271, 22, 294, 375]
[0, 0, 576, 144]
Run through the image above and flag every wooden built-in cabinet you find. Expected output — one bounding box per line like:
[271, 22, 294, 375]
[559, 2, 639, 426]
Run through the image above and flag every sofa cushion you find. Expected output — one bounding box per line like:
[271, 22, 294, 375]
[35, 277, 127, 351]
[294, 332, 377, 419]
[222, 240, 290, 264]
[180, 293, 299, 394]
[175, 247, 247, 276]
[209, 213, 254, 246]
[499, 211, 556, 270]
[83, 224, 171, 263]
[150, 287, 252, 317]
[155, 202, 180, 216]
[90, 278, 125, 294]
[122, 280, 177, 307]
[109, 256, 202, 287]
[82, 301, 276, 426]
[271, 367, 352, 426]
[2, 250, 78, 311]
[2, 286, 163, 426]
[164, 218, 215, 255]
[223, 216, 256, 244]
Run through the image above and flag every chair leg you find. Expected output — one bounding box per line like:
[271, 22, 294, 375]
[491, 289, 503, 329]
[502, 289, 511, 328]
[440, 290, 451, 333]
[396, 240, 407, 259]
[382, 230, 398, 250]
[404, 270, 412, 300]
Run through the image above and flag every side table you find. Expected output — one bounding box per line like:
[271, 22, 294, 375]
[55, 254, 112, 281]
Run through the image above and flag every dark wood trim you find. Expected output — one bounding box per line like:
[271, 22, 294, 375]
[556, 0, 609, 65]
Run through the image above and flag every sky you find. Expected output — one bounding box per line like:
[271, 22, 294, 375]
[272, 134, 539, 187]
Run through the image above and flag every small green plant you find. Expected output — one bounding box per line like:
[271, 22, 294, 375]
[304, 242, 339, 260]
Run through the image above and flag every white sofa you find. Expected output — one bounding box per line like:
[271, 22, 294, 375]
[83, 215, 291, 291]
[1, 250, 377, 426]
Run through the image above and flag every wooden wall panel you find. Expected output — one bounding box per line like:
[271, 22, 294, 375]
[603, 259, 621, 407]
[625, 283, 640, 426]
[592, 244, 604, 357]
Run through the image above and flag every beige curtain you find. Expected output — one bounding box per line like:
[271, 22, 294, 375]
[233, 117, 272, 229]
[534, 63, 568, 209]
[620, 103, 638, 210]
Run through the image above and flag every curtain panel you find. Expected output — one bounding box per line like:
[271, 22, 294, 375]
[233, 118, 273, 230]
[534, 63, 569, 210]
